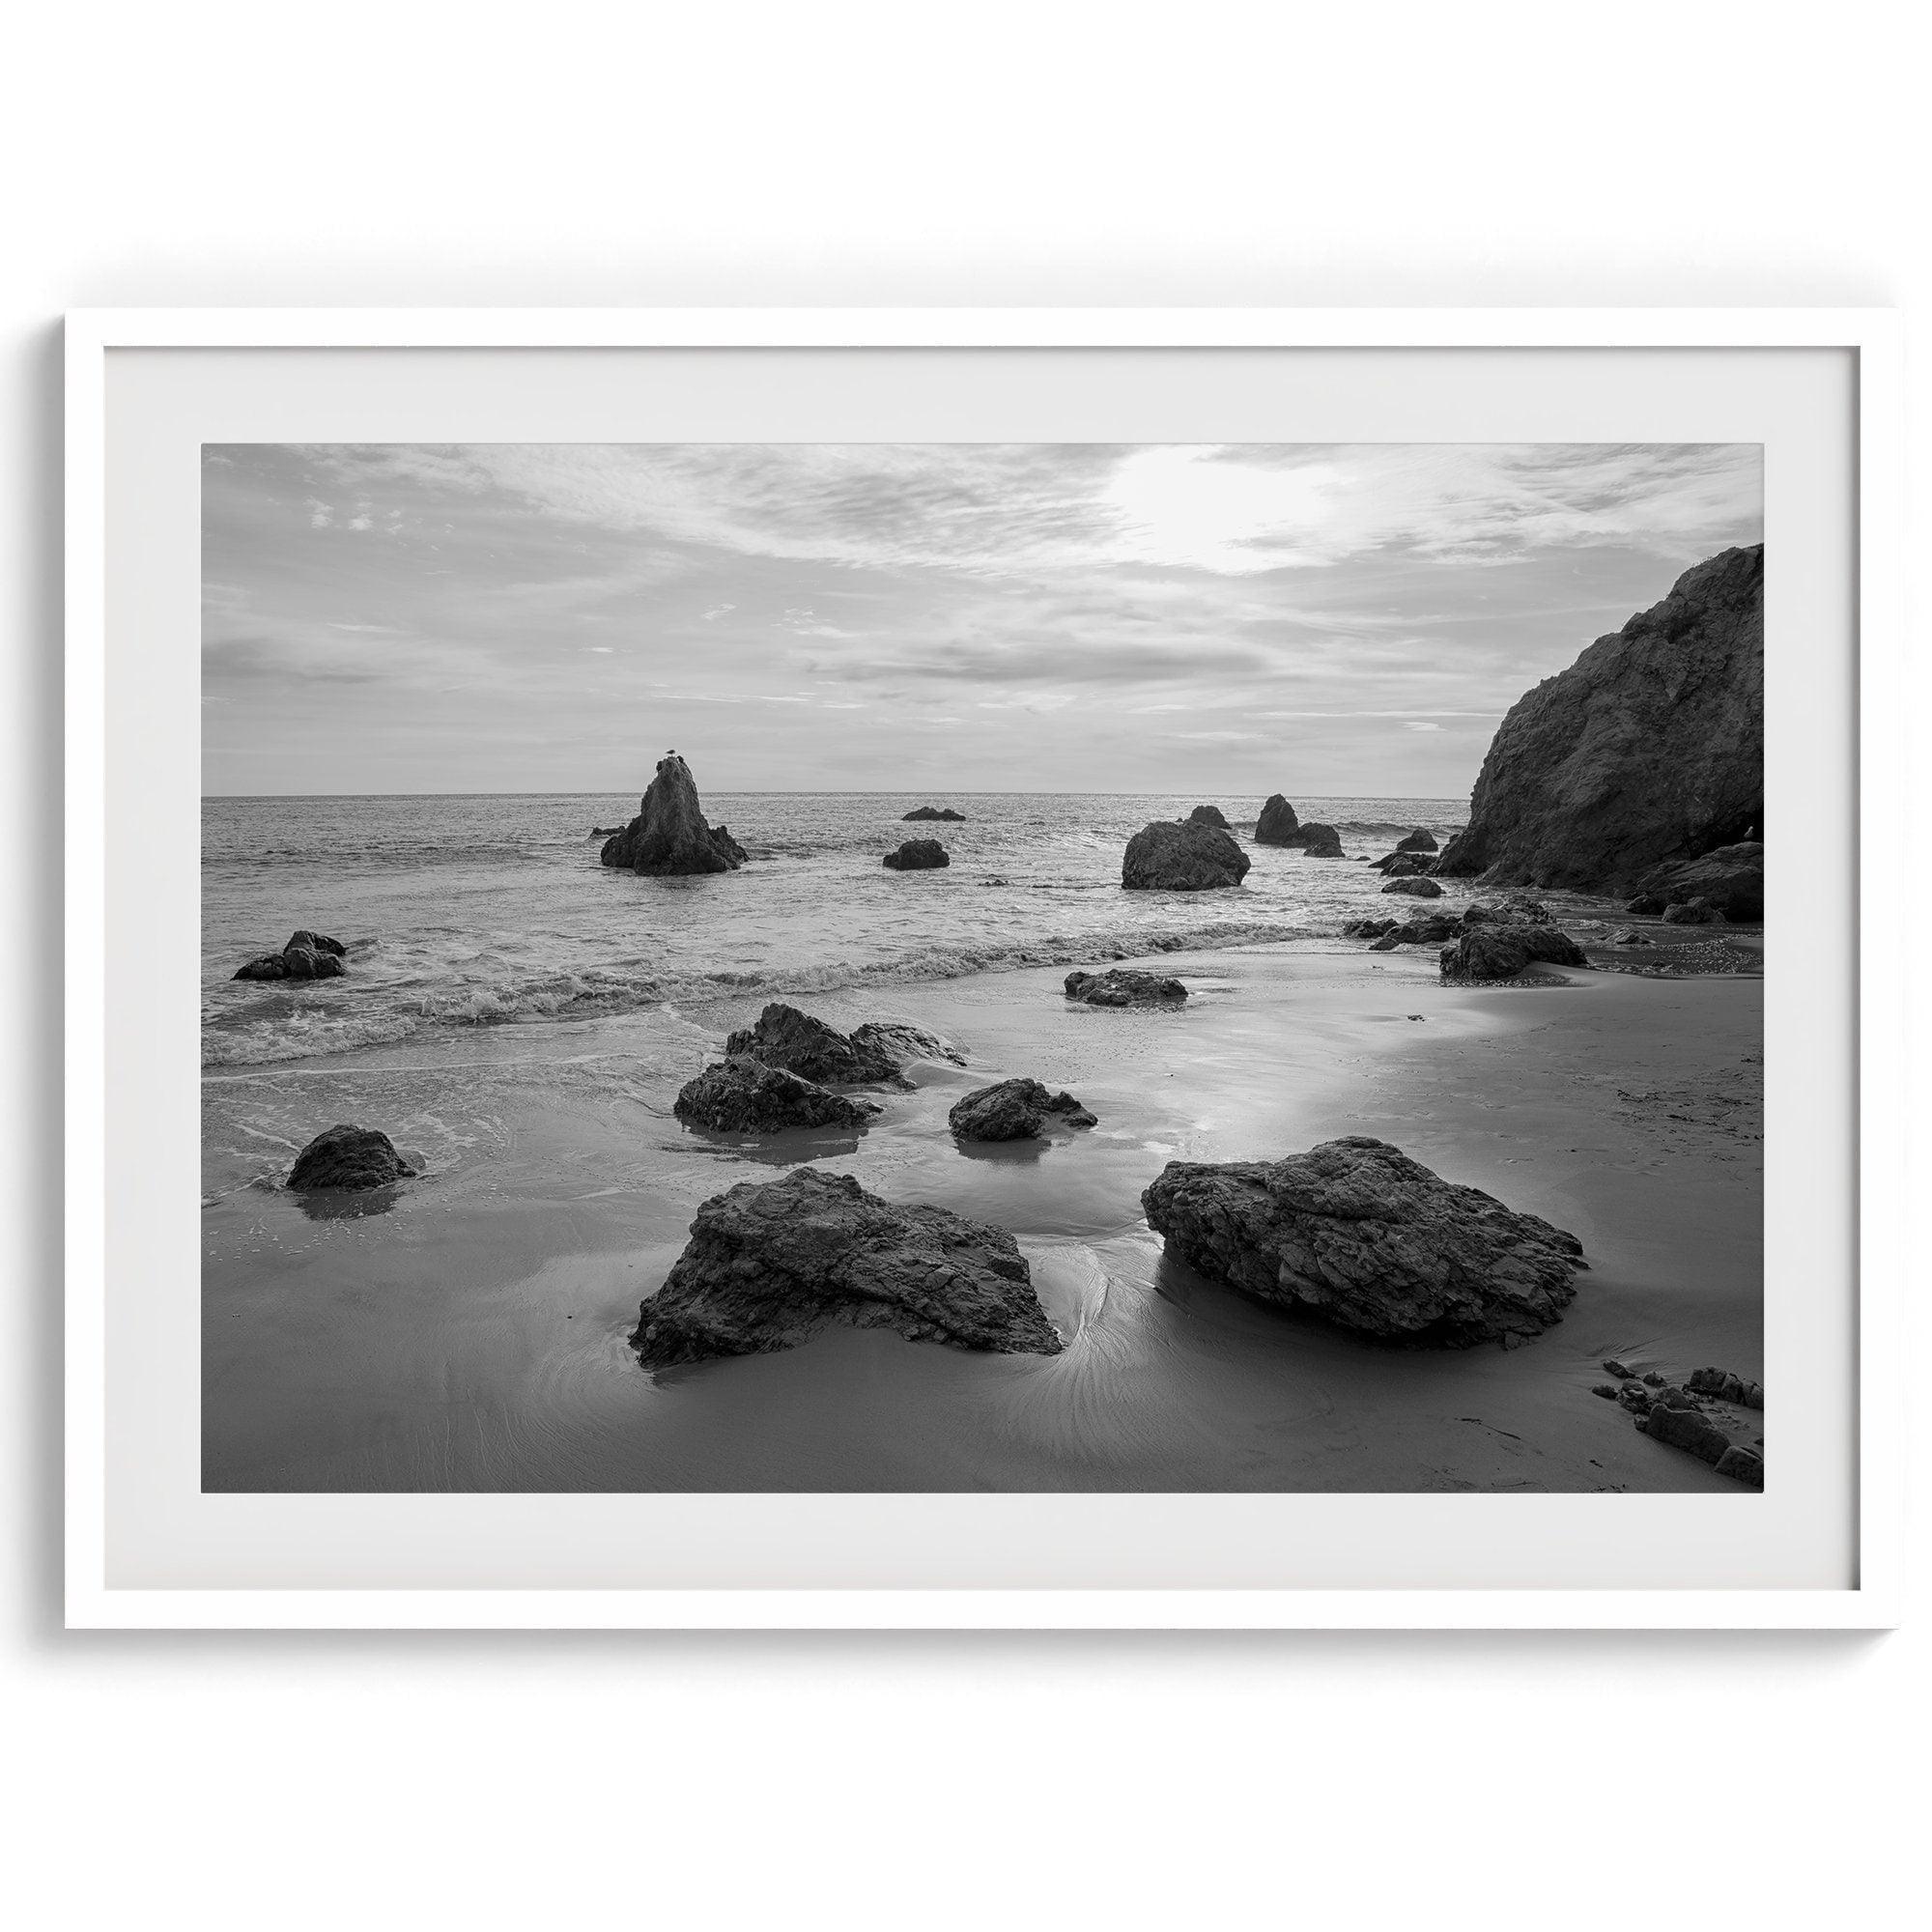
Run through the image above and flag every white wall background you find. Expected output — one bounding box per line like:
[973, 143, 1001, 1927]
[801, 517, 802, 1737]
[3, 4, 1921, 1926]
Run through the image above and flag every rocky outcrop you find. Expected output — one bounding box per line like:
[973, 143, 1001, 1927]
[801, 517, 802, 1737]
[599, 753, 748, 875]
[631, 1168, 1063, 1368]
[949, 1078, 1096, 1142]
[287, 1123, 417, 1191]
[902, 806, 966, 822]
[1373, 851, 1434, 877]
[673, 1058, 883, 1134]
[883, 838, 951, 869]
[847, 1020, 965, 1068]
[1435, 546, 1763, 895]
[1065, 968, 1188, 1007]
[234, 930, 348, 981]
[1186, 805, 1231, 829]
[1396, 829, 1438, 854]
[1438, 923, 1588, 982]
[1634, 841, 1763, 923]
[1688, 1365, 1764, 1408]
[1142, 1135, 1586, 1347]
[1254, 795, 1301, 844]
[1662, 899, 1722, 924]
[1122, 820, 1251, 891]
[1380, 876, 1443, 899]
[1287, 821, 1344, 858]
[590, 825, 626, 837]
[723, 1003, 908, 1087]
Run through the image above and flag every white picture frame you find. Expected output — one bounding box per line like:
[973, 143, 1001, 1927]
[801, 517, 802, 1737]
[65, 308, 1904, 1631]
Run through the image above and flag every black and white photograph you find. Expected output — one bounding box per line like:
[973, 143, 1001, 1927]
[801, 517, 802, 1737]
[201, 439, 1766, 1495]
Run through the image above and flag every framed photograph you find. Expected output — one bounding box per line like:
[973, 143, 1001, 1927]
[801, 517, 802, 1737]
[65, 309, 1901, 1629]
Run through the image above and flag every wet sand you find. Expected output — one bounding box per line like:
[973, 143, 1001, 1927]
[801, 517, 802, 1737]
[202, 943, 1762, 1492]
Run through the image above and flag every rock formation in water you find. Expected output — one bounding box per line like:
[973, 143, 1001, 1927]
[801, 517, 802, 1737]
[1186, 805, 1232, 829]
[287, 1123, 417, 1191]
[1254, 795, 1301, 844]
[1283, 821, 1344, 858]
[948, 1078, 1096, 1142]
[1372, 851, 1434, 877]
[902, 806, 966, 822]
[1437, 923, 1588, 982]
[1395, 829, 1437, 854]
[1141, 1135, 1587, 1347]
[631, 1167, 1063, 1368]
[673, 1058, 883, 1134]
[1122, 820, 1251, 891]
[883, 838, 951, 869]
[599, 753, 748, 875]
[1631, 840, 1763, 923]
[1065, 968, 1188, 1007]
[846, 1020, 966, 1068]
[1435, 545, 1763, 895]
[724, 1003, 909, 1087]
[234, 930, 349, 981]
[1380, 876, 1443, 899]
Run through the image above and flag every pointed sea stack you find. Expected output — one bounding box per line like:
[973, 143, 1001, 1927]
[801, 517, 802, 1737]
[599, 753, 748, 875]
[1254, 795, 1300, 845]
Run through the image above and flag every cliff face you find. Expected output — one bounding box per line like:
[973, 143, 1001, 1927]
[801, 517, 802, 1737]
[599, 753, 747, 875]
[1435, 545, 1763, 895]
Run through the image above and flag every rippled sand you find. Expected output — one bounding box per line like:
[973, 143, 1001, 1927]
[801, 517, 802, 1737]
[202, 942, 1762, 1497]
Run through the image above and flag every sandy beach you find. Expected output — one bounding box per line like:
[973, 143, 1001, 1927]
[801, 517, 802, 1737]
[202, 938, 1761, 1493]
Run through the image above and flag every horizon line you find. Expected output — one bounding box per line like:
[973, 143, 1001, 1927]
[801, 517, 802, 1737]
[201, 786, 1471, 804]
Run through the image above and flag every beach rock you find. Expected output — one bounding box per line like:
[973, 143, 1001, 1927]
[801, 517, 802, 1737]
[1641, 1371, 1665, 1387]
[1289, 821, 1345, 858]
[1141, 1135, 1587, 1347]
[599, 753, 748, 875]
[1613, 930, 1650, 946]
[1374, 851, 1435, 877]
[1604, 1359, 1636, 1378]
[1439, 923, 1588, 983]
[1396, 829, 1438, 853]
[1344, 918, 1398, 939]
[1254, 794, 1301, 844]
[948, 1078, 1097, 1142]
[1186, 805, 1232, 829]
[1635, 841, 1763, 923]
[234, 930, 348, 980]
[901, 806, 966, 822]
[1592, 1383, 1619, 1400]
[1435, 545, 1763, 895]
[631, 1167, 1063, 1369]
[1639, 1397, 1732, 1465]
[1122, 819, 1252, 891]
[1463, 896, 1549, 926]
[723, 1002, 909, 1087]
[287, 1124, 417, 1192]
[287, 929, 346, 957]
[1714, 1446, 1765, 1486]
[1626, 894, 1667, 916]
[883, 838, 951, 870]
[1369, 934, 1401, 952]
[1662, 898, 1722, 924]
[1381, 876, 1444, 899]
[847, 1020, 966, 1068]
[1689, 1365, 1765, 1408]
[1616, 1382, 1654, 1415]
[590, 825, 626, 837]
[1065, 968, 1188, 1008]
[673, 1057, 884, 1135]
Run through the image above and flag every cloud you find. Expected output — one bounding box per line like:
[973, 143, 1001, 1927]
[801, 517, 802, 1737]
[1405, 721, 1443, 731]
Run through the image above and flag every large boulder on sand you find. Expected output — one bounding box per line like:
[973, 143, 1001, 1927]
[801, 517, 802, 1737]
[1122, 819, 1251, 891]
[1396, 829, 1438, 854]
[948, 1078, 1096, 1142]
[1438, 923, 1587, 982]
[1435, 545, 1762, 895]
[724, 1003, 908, 1086]
[600, 753, 748, 875]
[673, 1058, 883, 1134]
[1380, 875, 1443, 898]
[1065, 968, 1187, 1007]
[1186, 804, 1231, 829]
[1142, 1135, 1587, 1347]
[1254, 795, 1301, 844]
[883, 838, 950, 869]
[631, 1168, 1063, 1368]
[1634, 841, 1763, 923]
[287, 1123, 417, 1191]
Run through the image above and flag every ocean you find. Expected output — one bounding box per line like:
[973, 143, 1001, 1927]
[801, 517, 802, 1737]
[201, 791, 1465, 1070]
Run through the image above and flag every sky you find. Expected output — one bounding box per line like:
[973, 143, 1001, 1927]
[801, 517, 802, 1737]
[202, 441, 1762, 798]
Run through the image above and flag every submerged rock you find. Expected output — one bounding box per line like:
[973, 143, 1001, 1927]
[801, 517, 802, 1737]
[1380, 875, 1444, 898]
[631, 1167, 1063, 1368]
[1122, 819, 1251, 891]
[1254, 795, 1301, 844]
[1396, 829, 1438, 854]
[287, 1123, 417, 1191]
[1435, 545, 1763, 894]
[949, 1078, 1096, 1142]
[599, 753, 748, 875]
[1141, 1135, 1587, 1346]
[724, 1002, 908, 1087]
[883, 838, 951, 869]
[1438, 923, 1588, 983]
[902, 806, 966, 822]
[1065, 968, 1188, 1007]
[673, 1058, 883, 1134]
[1186, 804, 1232, 829]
